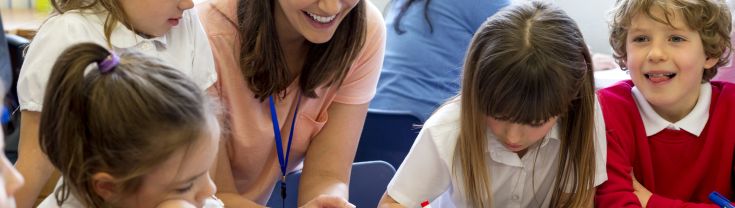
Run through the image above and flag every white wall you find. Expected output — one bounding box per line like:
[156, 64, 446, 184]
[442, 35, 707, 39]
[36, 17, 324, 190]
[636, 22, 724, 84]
[369, 0, 391, 14]
[552, 0, 616, 54]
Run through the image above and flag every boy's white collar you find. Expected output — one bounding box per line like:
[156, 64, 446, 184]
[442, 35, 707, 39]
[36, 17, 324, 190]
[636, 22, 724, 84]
[631, 82, 711, 137]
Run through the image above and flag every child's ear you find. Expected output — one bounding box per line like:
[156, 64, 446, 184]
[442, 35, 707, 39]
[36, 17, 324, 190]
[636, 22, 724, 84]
[705, 57, 719, 69]
[91, 172, 118, 201]
[616, 54, 628, 70]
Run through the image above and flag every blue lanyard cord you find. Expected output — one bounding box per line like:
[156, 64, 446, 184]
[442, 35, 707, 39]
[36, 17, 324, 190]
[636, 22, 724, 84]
[269, 95, 302, 178]
[269, 94, 302, 204]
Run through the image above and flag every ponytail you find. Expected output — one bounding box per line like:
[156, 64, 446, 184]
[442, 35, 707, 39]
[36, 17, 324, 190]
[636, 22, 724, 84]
[39, 42, 208, 207]
[40, 42, 114, 205]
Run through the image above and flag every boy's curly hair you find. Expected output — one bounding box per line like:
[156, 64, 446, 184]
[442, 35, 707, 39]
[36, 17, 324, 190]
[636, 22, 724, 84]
[609, 0, 732, 81]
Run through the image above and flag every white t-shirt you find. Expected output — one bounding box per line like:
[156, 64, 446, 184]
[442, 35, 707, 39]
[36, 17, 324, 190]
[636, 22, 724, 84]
[386, 97, 607, 208]
[17, 8, 217, 112]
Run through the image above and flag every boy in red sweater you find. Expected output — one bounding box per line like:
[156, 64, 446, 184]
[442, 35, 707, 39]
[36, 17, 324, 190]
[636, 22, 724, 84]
[595, 0, 734, 207]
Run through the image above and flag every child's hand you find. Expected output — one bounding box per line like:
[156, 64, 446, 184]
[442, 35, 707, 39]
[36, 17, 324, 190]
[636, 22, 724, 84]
[299, 195, 356, 208]
[156, 199, 197, 208]
[632, 175, 652, 207]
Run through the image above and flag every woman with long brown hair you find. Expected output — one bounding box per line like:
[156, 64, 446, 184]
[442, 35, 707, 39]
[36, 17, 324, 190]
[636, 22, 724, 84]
[379, 1, 606, 207]
[197, 0, 385, 207]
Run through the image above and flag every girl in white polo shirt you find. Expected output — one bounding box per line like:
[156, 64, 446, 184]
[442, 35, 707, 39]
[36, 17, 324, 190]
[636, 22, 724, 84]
[14, 0, 216, 206]
[379, 1, 607, 207]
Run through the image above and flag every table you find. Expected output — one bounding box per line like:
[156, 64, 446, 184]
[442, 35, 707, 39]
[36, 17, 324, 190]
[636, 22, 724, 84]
[1, 8, 49, 39]
[594, 68, 629, 89]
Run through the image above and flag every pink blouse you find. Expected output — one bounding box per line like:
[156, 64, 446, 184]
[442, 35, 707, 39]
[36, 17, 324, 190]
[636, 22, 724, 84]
[197, 0, 386, 203]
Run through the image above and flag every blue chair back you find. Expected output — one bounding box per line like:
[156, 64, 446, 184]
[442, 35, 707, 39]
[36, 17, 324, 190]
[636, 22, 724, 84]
[0, 14, 12, 92]
[267, 161, 396, 208]
[0, 13, 28, 164]
[354, 109, 421, 169]
[267, 170, 301, 208]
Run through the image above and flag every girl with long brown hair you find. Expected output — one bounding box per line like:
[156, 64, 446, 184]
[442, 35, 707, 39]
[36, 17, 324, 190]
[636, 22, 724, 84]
[196, 0, 385, 206]
[34, 43, 221, 207]
[379, 1, 606, 207]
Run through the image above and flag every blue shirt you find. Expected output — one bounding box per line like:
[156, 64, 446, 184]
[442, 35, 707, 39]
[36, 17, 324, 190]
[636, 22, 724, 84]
[370, 0, 509, 121]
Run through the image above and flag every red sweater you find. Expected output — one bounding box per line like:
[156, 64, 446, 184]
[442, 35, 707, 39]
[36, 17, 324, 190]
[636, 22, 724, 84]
[595, 81, 735, 208]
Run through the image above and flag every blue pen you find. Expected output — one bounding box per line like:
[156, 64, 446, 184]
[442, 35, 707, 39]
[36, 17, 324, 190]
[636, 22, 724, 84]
[709, 191, 735, 208]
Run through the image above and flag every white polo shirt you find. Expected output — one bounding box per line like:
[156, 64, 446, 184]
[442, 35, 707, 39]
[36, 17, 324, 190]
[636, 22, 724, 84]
[631, 82, 710, 137]
[386, 97, 607, 208]
[17, 8, 217, 112]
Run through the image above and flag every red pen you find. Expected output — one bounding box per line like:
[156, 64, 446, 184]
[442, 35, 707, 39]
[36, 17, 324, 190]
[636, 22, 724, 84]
[421, 200, 432, 208]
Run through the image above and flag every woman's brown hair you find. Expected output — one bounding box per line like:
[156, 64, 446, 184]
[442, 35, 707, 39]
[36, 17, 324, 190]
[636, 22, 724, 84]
[236, 0, 367, 99]
[609, 0, 732, 81]
[455, 1, 596, 207]
[39, 43, 212, 207]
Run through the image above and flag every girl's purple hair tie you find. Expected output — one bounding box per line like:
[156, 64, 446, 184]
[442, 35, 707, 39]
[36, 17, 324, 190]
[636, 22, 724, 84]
[98, 53, 120, 73]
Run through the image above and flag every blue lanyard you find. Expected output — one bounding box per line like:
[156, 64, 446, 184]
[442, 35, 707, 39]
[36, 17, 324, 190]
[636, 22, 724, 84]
[269, 94, 301, 204]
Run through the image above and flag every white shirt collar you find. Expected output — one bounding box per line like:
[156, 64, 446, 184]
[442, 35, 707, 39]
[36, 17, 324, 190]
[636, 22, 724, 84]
[631, 82, 711, 137]
[486, 124, 560, 167]
[89, 11, 169, 49]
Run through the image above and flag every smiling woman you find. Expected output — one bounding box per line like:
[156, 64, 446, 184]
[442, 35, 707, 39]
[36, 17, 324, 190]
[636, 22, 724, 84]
[196, 0, 386, 207]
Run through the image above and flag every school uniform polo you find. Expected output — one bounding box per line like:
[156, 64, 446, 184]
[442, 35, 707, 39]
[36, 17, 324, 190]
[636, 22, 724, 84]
[386, 98, 607, 208]
[595, 81, 735, 207]
[197, 0, 386, 204]
[18, 8, 217, 112]
[633, 83, 710, 137]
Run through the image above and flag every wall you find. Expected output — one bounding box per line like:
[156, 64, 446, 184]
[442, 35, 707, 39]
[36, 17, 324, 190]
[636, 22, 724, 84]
[551, 0, 616, 54]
